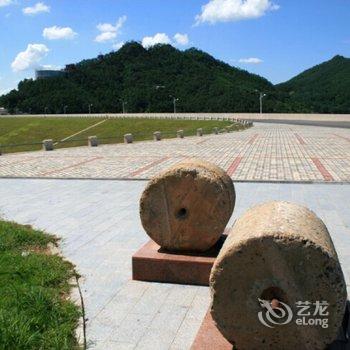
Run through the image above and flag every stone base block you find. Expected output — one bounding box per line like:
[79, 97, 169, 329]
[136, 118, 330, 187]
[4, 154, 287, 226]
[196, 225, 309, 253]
[191, 311, 232, 350]
[88, 136, 98, 147]
[177, 130, 184, 138]
[124, 133, 133, 144]
[153, 131, 162, 141]
[42, 139, 54, 151]
[191, 302, 350, 350]
[132, 235, 226, 286]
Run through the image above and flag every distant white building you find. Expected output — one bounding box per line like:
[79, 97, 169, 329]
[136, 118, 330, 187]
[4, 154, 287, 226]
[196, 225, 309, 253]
[0, 107, 8, 115]
[35, 69, 65, 79]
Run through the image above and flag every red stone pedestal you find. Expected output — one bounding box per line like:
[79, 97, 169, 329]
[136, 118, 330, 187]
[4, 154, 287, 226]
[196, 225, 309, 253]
[191, 311, 233, 350]
[191, 303, 350, 350]
[132, 235, 226, 286]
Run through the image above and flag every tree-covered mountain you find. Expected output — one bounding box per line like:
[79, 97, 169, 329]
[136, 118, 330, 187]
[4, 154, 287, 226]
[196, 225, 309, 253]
[0, 42, 278, 114]
[277, 55, 350, 113]
[0, 43, 349, 114]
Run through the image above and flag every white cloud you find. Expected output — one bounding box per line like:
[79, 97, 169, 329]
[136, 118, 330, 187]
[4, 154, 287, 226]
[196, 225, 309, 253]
[22, 2, 50, 15]
[97, 23, 117, 33]
[0, 0, 13, 7]
[11, 44, 49, 72]
[95, 15, 127, 43]
[142, 33, 171, 48]
[112, 41, 125, 50]
[95, 31, 116, 42]
[239, 57, 263, 64]
[173, 33, 189, 46]
[142, 32, 191, 48]
[195, 0, 279, 24]
[43, 26, 77, 40]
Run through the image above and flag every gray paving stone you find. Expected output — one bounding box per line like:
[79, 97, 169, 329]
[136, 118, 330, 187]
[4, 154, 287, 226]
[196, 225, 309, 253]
[136, 328, 178, 350]
[1, 123, 350, 182]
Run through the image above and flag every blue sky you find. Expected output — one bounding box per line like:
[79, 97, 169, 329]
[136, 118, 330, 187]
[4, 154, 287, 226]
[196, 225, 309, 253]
[0, 0, 349, 95]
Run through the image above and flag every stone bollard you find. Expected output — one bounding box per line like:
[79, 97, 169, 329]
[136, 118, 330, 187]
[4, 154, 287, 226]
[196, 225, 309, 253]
[88, 136, 98, 147]
[42, 139, 54, 151]
[210, 201, 347, 350]
[213, 127, 219, 135]
[196, 128, 203, 137]
[140, 159, 235, 252]
[177, 130, 184, 138]
[153, 131, 161, 141]
[124, 133, 133, 144]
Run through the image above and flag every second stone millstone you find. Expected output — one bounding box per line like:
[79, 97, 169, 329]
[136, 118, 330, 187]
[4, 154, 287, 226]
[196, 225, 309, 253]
[139, 159, 236, 252]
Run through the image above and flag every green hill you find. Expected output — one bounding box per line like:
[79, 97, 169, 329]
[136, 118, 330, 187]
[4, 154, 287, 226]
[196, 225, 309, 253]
[0, 42, 275, 113]
[277, 55, 350, 113]
[1, 44, 349, 114]
[0, 42, 276, 114]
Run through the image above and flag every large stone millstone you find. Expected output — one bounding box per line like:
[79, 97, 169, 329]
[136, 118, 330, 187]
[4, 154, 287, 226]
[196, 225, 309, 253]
[139, 159, 235, 252]
[210, 201, 347, 350]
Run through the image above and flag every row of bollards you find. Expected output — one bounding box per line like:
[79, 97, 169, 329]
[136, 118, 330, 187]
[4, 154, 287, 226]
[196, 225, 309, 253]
[0, 121, 253, 154]
[41, 125, 243, 151]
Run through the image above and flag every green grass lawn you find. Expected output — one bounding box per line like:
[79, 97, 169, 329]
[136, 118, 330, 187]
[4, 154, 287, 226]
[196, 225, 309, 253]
[0, 117, 243, 154]
[0, 220, 81, 349]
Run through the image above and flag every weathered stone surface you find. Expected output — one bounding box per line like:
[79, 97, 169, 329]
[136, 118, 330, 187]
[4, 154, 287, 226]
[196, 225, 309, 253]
[197, 128, 203, 137]
[177, 130, 184, 138]
[210, 201, 347, 350]
[153, 131, 161, 141]
[88, 136, 98, 147]
[124, 133, 133, 144]
[42, 139, 54, 151]
[140, 159, 235, 252]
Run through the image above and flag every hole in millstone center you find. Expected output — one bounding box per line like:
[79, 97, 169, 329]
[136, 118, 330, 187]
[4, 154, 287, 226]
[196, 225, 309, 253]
[260, 287, 288, 320]
[176, 208, 188, 220]
[260, 286, 287, 303]
[260, 286, 288, 316]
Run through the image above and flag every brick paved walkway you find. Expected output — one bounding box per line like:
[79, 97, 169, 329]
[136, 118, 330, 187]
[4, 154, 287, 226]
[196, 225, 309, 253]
[0, 179, 349, 349]
[1, 123, 350, 182]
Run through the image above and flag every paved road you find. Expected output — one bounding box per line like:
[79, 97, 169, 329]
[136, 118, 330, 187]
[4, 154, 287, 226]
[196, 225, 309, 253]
[1, 123, 350, 182]
[249, 119, 350, 129]
[0, 179, 349, 349]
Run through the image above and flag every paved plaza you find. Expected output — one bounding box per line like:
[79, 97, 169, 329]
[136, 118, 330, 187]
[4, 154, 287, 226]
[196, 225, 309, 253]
[1, 120, 350, 349]
[0, 179, 349, 349]
[1, 122, 350, 182]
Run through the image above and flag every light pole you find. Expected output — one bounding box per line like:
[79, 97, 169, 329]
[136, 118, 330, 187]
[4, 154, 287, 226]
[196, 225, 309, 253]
[64, 105, 68, 114]
[88, 104, 93, 114]
[255, 90, 266, 115]
[44, 106, 48, 116]
[120, 100, 127, 114]
[170, 95, 179, 114]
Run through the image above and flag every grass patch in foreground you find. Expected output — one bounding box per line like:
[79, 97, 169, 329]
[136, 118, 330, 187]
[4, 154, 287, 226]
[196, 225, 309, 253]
[0, 117, 243, 153]
[0, 221, 81, 350]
